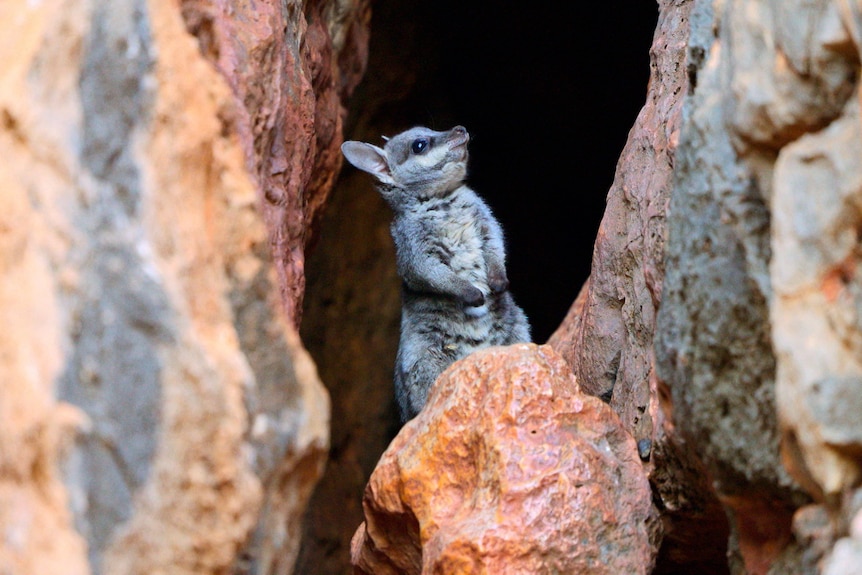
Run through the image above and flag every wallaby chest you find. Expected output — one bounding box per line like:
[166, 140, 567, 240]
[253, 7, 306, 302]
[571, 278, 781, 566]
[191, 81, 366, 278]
[409, 190, 488, 288]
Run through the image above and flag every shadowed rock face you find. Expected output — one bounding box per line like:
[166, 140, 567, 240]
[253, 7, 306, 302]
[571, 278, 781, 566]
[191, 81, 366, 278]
[298, 0, 661, 570]
[351, 344, 660, 575]
[549, 1, 733, 572]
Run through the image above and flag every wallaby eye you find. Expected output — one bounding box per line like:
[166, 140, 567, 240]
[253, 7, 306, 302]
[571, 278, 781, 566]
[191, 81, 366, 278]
[411, 138, 429, 154]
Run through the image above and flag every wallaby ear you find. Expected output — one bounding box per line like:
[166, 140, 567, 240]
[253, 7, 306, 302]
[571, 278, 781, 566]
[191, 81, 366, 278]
[341, 141, 394, 184]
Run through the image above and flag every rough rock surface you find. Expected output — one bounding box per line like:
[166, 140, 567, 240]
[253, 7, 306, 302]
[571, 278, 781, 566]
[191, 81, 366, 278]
[350, 344, 659, 575]
[547, 0, 862, 573]
[549, 1, 731, 572]
[0, 0, 368, 573]
[655, 0, 805, 569]
[771, 62, 862, 503]
[655, 0, 862, 573]
[7, 0, 862, 573]
[180, 0, 371, 327]
[342, 0, 862, 571]
[548, 0, 685, 445]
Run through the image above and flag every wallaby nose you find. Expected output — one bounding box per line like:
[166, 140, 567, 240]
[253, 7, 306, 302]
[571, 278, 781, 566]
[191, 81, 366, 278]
[449, 125, 469, 145]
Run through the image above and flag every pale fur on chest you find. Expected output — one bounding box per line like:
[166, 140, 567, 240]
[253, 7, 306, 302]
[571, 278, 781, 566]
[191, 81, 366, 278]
[419, 188, 489, 293]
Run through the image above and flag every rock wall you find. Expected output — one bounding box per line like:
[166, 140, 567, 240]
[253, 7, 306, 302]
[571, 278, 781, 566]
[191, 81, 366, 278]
[4, 0, 862, 574]
[547, 0, 862, 573]
[549, 1, 732, 572]
[0, 0, 367, 574]
[656, 0, 862, 573]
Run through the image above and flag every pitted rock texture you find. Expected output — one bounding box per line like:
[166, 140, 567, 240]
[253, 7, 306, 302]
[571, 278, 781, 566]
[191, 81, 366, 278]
[548, 0, 687, 462]
[548, 0, 862, 573]
[180, 0, 371, 327]
[549, 1, 731, 573]
[7, 0, 862, 573]
[350, 344, 659, 575]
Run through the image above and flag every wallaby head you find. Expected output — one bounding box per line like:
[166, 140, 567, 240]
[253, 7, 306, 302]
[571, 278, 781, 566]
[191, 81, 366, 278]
[341, 126, 470, 201]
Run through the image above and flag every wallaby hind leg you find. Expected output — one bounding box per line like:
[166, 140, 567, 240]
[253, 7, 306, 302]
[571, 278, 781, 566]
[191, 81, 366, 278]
[394, 348, 451, 422]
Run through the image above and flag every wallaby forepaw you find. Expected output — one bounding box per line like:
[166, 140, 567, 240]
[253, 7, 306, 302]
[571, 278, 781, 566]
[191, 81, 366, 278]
[463, 285, 485, 307]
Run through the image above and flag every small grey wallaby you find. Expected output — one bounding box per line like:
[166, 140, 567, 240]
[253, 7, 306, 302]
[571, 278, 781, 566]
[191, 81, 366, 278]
[342, 125, 531, 422]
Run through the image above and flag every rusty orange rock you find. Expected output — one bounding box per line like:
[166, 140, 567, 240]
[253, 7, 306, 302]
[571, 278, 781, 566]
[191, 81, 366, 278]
[351, 344, 659, 575]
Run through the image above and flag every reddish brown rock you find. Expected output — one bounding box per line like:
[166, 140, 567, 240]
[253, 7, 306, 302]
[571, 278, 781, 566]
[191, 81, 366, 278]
[350, 344, 659, 575]
[547, 0, 689, 442]
[549, 1, 731, 572]
[0, 0, 369, 573]
[180, 0, 371, 327]
[547, 0, 686, 448]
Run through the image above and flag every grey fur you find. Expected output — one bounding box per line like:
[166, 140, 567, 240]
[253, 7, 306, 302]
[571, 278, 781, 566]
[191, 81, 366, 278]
[342, 125, 532, 422]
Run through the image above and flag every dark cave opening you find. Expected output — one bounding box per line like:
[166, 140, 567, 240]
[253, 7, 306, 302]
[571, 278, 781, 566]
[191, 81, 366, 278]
[355, 1, 660, 343]
[298, 2, 659, 573]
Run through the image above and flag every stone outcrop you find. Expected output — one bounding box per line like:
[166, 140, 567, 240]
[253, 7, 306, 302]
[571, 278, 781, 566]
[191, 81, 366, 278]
[547, 0, 862, 573]
[180, 0, 370, 327]
[549, 1, 731, 572]
[0, 0, 367, 573]
[655, 0, 862, 573]
[341, 0, 862, 571]
[350, 344, 659, 575]
[6, 0, 862, 573]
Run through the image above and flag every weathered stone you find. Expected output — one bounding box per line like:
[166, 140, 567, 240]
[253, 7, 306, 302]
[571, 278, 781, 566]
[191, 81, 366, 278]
[822, 538, 862, 575]
[549, 0, 688, 445]
[179, 0, 371, 328]
[1, 2, 115, 573]
[656, 0, 797, 515]
[350, 344, 659, 575]
[330, 0, 862, 572]
[9, 0, 862, 572]
[726, 0, 856, 148]
[549, 1, 731, 572]
[0, 0, 368, 573]
[655, 0, 861, 572]
[772, 93, 862, 500]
